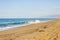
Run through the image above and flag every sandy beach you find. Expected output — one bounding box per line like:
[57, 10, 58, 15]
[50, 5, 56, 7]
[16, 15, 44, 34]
[0, 20, 60, 40]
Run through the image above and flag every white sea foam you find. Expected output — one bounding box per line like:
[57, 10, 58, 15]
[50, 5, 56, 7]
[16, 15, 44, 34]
[28, 20, 41, 24]
[28, 20, 53, 24]
[0, 24, 29, 31]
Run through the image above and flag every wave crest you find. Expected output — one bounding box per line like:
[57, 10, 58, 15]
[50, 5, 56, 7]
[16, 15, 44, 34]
[28, 20, 40, 24]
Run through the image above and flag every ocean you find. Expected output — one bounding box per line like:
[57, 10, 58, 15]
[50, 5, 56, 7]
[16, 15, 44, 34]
[0, 18, 56, 31]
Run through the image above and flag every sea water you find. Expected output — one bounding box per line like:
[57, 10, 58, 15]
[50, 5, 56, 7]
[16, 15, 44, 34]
[0, 18, 56, 31]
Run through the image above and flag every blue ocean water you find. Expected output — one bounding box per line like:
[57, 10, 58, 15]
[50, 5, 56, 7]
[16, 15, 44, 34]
[0, 18, 56, 31]
[0, 18, 56, 27]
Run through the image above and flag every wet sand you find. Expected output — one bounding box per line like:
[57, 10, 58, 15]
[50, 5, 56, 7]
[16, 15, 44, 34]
[0, 20, 60, 40]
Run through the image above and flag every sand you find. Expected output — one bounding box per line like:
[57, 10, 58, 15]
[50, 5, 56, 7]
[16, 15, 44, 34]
[0, 20, 60, 40]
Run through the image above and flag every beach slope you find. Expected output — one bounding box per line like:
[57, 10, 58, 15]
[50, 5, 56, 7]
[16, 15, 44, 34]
[0, 20, 60, 40]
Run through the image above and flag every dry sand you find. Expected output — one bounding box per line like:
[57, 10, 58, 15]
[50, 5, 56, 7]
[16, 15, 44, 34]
[0, 20, 60, 40]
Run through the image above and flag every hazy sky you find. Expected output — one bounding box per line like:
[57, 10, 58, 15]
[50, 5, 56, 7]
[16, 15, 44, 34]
[0, 0, 60, 18]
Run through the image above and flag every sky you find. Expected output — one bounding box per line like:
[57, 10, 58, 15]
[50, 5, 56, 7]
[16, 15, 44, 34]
[0, 0, 60, 18]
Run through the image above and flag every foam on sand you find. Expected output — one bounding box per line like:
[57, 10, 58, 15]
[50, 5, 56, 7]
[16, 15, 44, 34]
[0, 24, 29, 31]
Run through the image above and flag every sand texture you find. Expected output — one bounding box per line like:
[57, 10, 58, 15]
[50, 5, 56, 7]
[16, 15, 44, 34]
[0, 20, 60, 40]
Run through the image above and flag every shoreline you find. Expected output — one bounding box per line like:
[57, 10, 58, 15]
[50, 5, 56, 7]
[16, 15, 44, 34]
[0, 20, 53, 31]
[0, 20, 55, 31]
[0, 20, 60, 40]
